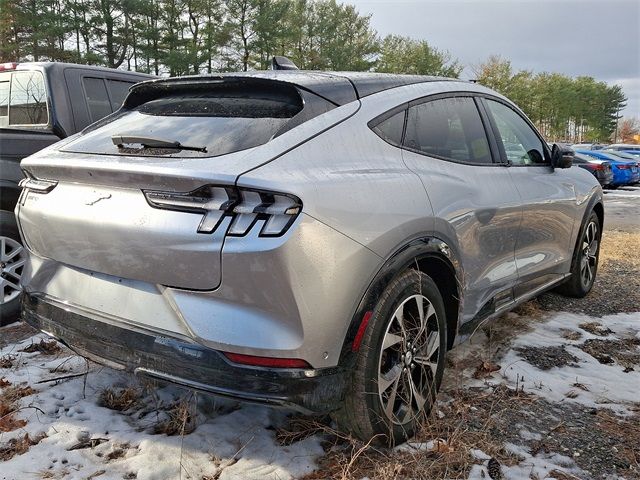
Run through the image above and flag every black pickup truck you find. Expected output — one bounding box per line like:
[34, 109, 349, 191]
[0, 62, 153, 325]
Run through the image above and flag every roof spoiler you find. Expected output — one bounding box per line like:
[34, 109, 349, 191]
[271, 56, 299, 71]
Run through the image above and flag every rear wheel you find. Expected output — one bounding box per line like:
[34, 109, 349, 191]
[556, 211, 601, 298]
[333, 269, 447, 445]
[0, 211, 25, 326]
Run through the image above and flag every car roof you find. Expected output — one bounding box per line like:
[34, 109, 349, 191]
[13, 62, 155, 79]
[130, 70, 457, 106]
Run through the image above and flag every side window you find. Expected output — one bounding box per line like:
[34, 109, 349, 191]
[9, 71, 48, 125]
[485, 100, 547, 165]
[106, 79, 134, 110]
[403, 97, 492, 164]
[372, 110, 405, 145]
[83, 77, 113, 122]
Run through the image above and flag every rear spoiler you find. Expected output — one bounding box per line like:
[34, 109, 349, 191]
[124, 74, 358, 108]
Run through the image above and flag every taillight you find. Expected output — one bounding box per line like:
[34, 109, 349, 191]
[222, 352, 311, 369]
[593, 164, 604, 171]
[144, 185, 301, 237]
[618, 164, 630, 170]
[18, 177, 58, 193]
[0, 62, 18, 71]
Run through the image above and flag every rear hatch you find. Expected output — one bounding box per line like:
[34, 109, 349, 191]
[17, 75, 354, 290]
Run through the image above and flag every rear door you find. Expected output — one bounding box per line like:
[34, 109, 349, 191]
[481, 98, 577, 294]
[398, 94, 522, 321]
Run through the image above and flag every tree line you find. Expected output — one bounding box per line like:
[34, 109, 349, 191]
[0, 0, 630, 142]
[473, 56, 628, 143]
[0, 0, 459, 76]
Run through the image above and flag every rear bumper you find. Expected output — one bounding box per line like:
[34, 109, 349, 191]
[22, 293, 348, 414]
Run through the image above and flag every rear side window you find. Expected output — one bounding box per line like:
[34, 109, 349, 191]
[63, 85, 304, 158]
[372, 110, 405, 146]
[83, 77, 113, 122]
[404, 97, 492, 164]
[0, 71, 49, 126]
[107, 79, 134, 110]
[485, 100, 547, 165]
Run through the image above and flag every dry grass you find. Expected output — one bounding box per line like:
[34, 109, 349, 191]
[0, 384, 36, 433]
[599, 231, 640, 268]
[0, 433, 47, 461]
[291, 385, 533, 480]
[19, 339, 62, 355]
[153, 399, 197, 436]
[98, 387, 141, 412]
[0, 355, 15, 369]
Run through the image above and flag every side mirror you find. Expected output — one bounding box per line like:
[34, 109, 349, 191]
[551, 143, 573, 169]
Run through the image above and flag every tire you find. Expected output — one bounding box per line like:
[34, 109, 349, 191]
[555, 211, 601, 298]
[333, 269, 447, 445]
[0, 210, 25, 326]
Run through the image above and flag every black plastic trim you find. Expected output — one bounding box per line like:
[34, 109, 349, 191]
[338, 236, 463, 368]
[22, 293, 347, 414]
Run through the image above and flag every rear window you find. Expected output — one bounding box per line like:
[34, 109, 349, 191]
[0, 70, 49, 127]
[63, 86, 304, 158]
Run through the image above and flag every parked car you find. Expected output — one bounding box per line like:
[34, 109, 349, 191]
[18, 67, 603, 444]
[608, 143, 640, 152]
[572, 153, 614, 187]
[0, 62, 153, 325]
[602, 149, 640, 173]
[570, 143, 606, 150]
[575, 149, 640, 187]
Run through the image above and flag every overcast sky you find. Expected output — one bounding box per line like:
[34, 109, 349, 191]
[349, 0, 640, 117]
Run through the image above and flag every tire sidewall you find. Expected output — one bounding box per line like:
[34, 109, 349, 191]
[0, 210, 23, 326]
[360, 270, 447, 443]
[576, 211, 601, 295]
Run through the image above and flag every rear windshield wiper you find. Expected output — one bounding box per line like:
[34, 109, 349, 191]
[111, 135, 207, 153]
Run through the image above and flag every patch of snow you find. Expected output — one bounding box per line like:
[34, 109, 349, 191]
[499, 312, 640, 413]
[0, 333, 323, 480]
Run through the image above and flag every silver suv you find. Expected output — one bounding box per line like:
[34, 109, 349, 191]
[17, 70, 602, 443]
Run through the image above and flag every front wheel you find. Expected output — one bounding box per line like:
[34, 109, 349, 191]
[333, 269, 447, 445]
[556, 211, 601, 298]
[0, 210, 26, 326]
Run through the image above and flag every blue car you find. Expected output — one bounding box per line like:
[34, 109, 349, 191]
[574, 150, 640, 187]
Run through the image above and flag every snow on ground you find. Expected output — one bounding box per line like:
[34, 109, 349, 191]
[1, 310, 639, 479]
[603, 186, 640, 199]
[0, 331, 323, 480]
[500, 312, 640, 414]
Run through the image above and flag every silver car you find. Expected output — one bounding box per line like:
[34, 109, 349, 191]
[16, 69, 602, 443]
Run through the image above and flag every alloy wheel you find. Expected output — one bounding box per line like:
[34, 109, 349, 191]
[377, 294, 440, 425]
[0, 236, 25, 305]
[580, 221, 598, 289]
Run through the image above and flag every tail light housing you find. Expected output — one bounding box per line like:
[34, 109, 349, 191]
[144, 185, 301, 237]
[617, 164, 630, 170]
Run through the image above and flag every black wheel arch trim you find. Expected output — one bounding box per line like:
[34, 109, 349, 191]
[338, 235, 464, 369]
[570, 192, 604, 267]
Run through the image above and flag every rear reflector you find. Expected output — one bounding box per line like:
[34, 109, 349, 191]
[223, 352, 311, 369]
[352, 311, 373, 352]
